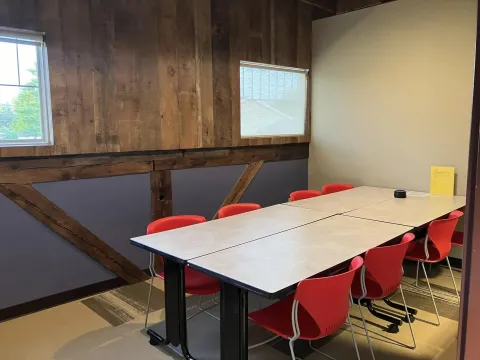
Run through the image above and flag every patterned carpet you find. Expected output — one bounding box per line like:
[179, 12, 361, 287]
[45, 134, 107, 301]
[79, 261, 461, 358]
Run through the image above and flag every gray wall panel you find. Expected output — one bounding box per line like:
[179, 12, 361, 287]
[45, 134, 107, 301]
[0, 194, 114, 309]
[1, 159, 307, 310]
[34, 174, 152, 270]
[242, 159, 308, 206]
[172, 165, 245, 219]
[172, 159, 308, 217]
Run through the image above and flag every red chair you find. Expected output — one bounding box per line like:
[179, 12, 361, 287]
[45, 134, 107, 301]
[248, 257, 364, 360]
[449, 231, 463, 290]
[289, 190, 322, 201]
[351, 233, 417, 355]
[217, 203, 261, 218]
[145, 215, 220, 327]
[322, 183, 354, 195]
[451, 231, 464, 248]
[405, 210, 464, 324]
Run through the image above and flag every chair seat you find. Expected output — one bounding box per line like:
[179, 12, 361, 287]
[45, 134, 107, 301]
[157, 267, 220, 295]
[248, 294, 322, 341]
[405, 239, 443, 263]
[452, 231, 464, 247]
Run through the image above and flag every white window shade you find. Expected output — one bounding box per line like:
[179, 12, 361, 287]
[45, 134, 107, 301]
[240, 61, 308, 137]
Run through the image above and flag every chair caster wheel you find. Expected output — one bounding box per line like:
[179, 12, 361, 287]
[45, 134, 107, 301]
[149, 336, 161, 346]
[386, 324, 399, 334]
[403, 314, 415, 323]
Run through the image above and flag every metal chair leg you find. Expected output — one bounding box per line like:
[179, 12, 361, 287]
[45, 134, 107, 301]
[446, 257, 460, 302]
[144, 274, 154, 328]
[399, 285, 417, 349]
[415, 261, 420, 287]
[289, 338, 299, 360]
[421, 262, 441, 325]
[145, 252, 156, 329]
[356, 300, 376, 360]
[347, 312, 361, 360]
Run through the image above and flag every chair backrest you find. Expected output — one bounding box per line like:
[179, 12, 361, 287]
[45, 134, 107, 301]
[427, 210, 464, 260]
[294, 256, 363, 337]
[147, 215, 207, 235]
[217, 203, 261, 219]
[363, 233, 415, 298]
[322, 183, 354, 195]
[289, 190, 322, 202]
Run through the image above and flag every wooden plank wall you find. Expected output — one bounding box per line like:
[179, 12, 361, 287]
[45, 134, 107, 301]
[0, 0, 312, 158]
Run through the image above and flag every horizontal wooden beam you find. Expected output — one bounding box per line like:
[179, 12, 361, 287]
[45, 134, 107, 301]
[300, 0, 336, 13]
[0, 144, 308, 184]
[336, 0, 396, 14]
[213, 161, 264, 220]
[0, 161, 153, 185]
[0, 184, 149, 284]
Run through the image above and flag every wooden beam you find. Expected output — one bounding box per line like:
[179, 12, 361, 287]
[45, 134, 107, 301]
[0, 184, 149, 284]
[0, 144, 308, 184]
[150, 170, 173, 274]
[213, 161, 264, 219]
[151, 170, 173, 220]
[0, 161, 153, 185]
[336, 0, 396, 14]
[299, 0, 336, 13]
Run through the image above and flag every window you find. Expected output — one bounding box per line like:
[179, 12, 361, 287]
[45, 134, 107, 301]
[240, 61, 308, 137]
[0, 27, 53, 146]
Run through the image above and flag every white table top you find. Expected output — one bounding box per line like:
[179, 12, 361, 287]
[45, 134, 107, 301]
[344, 193, 466, 227]
[283, 186, 402, 213]
[188, 215, 412, 297]
[130, 205, 336, 262]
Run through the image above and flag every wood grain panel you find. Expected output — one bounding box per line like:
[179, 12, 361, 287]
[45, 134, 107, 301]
[158, 0, 180, 150]
[211, 0, 232, 147]
[89, 0, 114, 154]
[195, 0, 215, 148]
[0, 144, 307, 183]
[0, 0, 314, 158]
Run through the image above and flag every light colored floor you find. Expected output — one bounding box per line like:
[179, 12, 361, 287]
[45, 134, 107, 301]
[0, 266, 460, 360]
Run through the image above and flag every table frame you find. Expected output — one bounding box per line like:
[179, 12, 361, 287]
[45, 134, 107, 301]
[146, 258, 195, 359]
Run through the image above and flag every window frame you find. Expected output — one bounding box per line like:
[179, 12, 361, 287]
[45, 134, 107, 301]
[239, 60, 309, 139]
[0, 27, 53, 147]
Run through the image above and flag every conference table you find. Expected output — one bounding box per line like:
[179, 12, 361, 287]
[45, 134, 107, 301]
[131, 204, 335, 358]
[130, 186, 466, 360]
[344, 192, 466, 227]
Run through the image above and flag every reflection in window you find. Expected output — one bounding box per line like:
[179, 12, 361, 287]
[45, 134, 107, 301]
[240, 61, 308, 137]
[0, 27, 53, 146]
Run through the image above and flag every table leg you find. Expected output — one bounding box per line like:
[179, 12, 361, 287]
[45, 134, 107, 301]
[221, 282, 248, 360]
[147, 258, 196, 360]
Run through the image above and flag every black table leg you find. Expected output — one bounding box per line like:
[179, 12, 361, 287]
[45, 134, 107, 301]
[147, 258, 196, 360]
[221, 282, 248, 360]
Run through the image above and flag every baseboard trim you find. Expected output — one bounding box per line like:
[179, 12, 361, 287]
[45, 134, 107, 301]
[0, 276, 129, 323]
